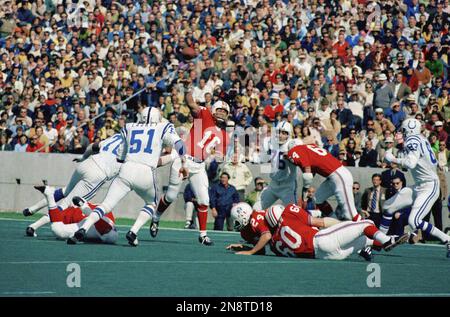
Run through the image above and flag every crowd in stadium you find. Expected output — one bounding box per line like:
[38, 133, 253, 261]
[0, 0, 449, 164]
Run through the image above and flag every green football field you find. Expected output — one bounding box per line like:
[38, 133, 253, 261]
[1, 215, 450, 297]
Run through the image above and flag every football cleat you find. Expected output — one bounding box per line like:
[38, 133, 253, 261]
[358, 246, 373, 262]
[184, 221, 191, 229]
[34, 185, 46, 193]
[408, 231, 421, 244]
[72, 196, 86, 208]
[23, 208, 33, 217]
[25, 226, 36, 237]
[384, 233, 409, 252]
[150, 220, 159, 238]
[446, 242, 450, 259]
[67, 228, 86, 244]
[198, 235, 214, 246]
[126, 230, 138, 247]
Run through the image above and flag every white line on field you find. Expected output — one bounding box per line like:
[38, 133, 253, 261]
[0, 217, 240, 235]
[1, 291, 56, 295]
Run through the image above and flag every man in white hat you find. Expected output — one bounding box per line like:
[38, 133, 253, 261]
[263, 93, 284, 123]
[373, 72, 395, 112]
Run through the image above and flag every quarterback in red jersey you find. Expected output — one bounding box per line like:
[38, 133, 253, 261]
[26, 186, 117, 244]
[268, 204, 408, 260]
[153, 91, 230, 246]
[287, 143, 362, 221]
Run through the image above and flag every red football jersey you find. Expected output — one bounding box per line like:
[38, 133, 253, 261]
[59, 203, 115, 235]
[287, 144, 342, 177]
[270, 204, 318, 258]
[240, 210, 270, 245]
[187, 107, 229, 161]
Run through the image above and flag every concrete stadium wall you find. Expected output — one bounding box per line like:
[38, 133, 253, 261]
[1, 152, 449, 228]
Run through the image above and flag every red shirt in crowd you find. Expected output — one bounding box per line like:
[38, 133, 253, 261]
[264, 104, 284, 122]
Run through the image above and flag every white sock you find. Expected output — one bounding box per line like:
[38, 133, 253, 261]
[373, 231, 391, 245]
[430, 227, 450, 243]
[200, 231, 207, 237]
[29, 215, 50, 230]
[130, 211, 152, 234]
[185, 202, 194, 223]
[45, 189, 57, 210]
[80, 212, 100, 231]
[28, 198, 48, 213]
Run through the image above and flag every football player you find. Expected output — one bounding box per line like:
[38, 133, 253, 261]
[268, 203, 408, 261]
[286, 143, 362, 221]
[67, 114, 188, 245]
[23, 108, 162, 235]
[260, 122, 300, 209]
[31, 185, 117, 244]
[226, 203, 340, 256]
[383, 118, 450, 257]
[152, 91, 230, 246]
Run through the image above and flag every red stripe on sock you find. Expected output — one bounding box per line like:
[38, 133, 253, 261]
[363, 225, 379, 240]
[157, 196, 171, 214]
[197, 205, 208, 232]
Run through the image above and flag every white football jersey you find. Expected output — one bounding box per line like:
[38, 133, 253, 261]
[403, 134, 439, 183]
[119, 122, 181, 168]
[91, 133, 123, 179]
[269, 141, 298, 184]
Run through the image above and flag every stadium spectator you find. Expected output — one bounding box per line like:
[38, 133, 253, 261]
[353, 182, 363, 214]
[220, 153, 253, 201]
[361, 173, 386, 228]
[381, 163, 407, 200]
[245, 177, 265, 210]
[209, 172, 240, 231]
[0, 133, 12, 151]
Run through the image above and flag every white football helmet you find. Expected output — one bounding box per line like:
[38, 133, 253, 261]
[212, 100, 230, 115]
[265, 204, 284, 228]
[401, 118, 421, 138]
[137, 107, 162, 125]
[276, 121, 293, 144]
[287, 138, 303, 151]
[230, 202, 253, 231]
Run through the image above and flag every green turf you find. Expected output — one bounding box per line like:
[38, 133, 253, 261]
[1, 218, 450, 297]
[0, 211, 214, 230]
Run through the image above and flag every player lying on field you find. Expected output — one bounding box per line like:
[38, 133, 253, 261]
[227, 203, 408, 261]
[226, 203, 340, 256]
[27, 185, 117, 244]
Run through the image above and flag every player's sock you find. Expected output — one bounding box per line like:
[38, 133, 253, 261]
[197, 205, 208, 237]
[80, 208, 102, 231]
[131, 209, 152, 234]
[364, 224, 390, 244]
[53, 188, 65, 201]
[379, 214, 392, 234]
[156, 195, 171, 215]
[48, 208, 63, 222]
[29, 214, 50, 230]
[427, 224, 450, 244]
[28, 198, 48, 214]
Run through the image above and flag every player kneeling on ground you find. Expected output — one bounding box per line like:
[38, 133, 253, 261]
[225, 203, 340, 256]
[31, 185, 117, 244]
